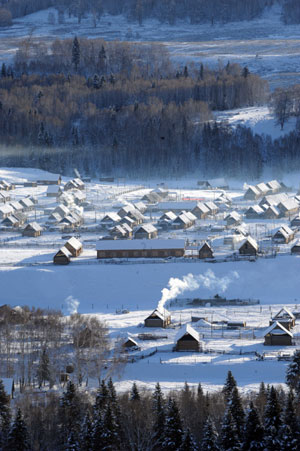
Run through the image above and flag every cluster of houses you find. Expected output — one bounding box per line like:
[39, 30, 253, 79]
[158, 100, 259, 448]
[0, 196, 37, 229]
[47, 204, 84, 231]
[244, 180, 287, 201]
[245, 193, 299, 219]
[122, 306, 298, 354]
[53, 237, 83, 265]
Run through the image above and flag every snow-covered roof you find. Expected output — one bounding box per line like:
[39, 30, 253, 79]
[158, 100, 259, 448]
[54, 204, 70, 216]
[246, 205, 264, 214]
[56, 246, 72, 258]
[160, 211, 177, 221]
[226, 211, 241, 222]
[0, 205, 13, 215]
[259, 193, 288, 207]
[205, 201, 218, 211]
[240, 236, 258, 251]
[66, 237, 82, 251]
[264, 205, 279, 216]
[267, 180, 282, 191]
[147, 307, 171, 321]
[174, 213, 191, 225]
[262, 321, 293, 338]
[256, 182, 269, 194]
[96, 239, 185, 251]
[194, 202, 210, 214]
[101, 213, 121, 223]
[274, 225, 294, 239]
[9, 201, 23, 211]
[135, 224, 157, 234]
[47, 185, 60, 193]
[176, 324, 200, 343]
[25, 222, 42, 232]
[245, 185, 260, 195]
[278, 198, 299, 212]
[273, 307, 295, 320]
[20, 198, 34, 208]
[157, 201, 197, 211]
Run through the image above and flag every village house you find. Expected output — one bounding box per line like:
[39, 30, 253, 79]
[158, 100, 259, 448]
[120, 216, 136, 228]
[198, 242, 214, 259]
[2, 215, 19, 228]
[0, 192, 10, 203]
[266, 180, 282, 194]
[65, 237, 83, 257]
[272, 225, 295, 244]
[215, 192, 232, 207]
[158, 211, 177, 228]
[73, 178, 85, 190]
[19, 198, 34, 212]
[239, 236, 259, 256]
[47, 185, 63, 197]
[259, 193, 288, 208]
[0, 204, 14, 219]
[204, 201, 219, 215]
[142, 192, 162, 203]
[290, 214, 300, 228]
[37, 175, 61, 185]
[175, 324, 202, 352]
[127, 209, 145, 224]
[144, 308, 171, 328]
[13, 212, 26, 226]
[291, 240, 300, 254]
[64, 180, 78, 191]
[172, 212, 193, 229]
[123, 337, 139, 350]
[117, 204, 136, 218]
[245, 205, 264, 219]
[192, 202, 210, 219]
[22, 222, 43, 237]
[121, 223, 133, 238]
[226, 212, 242, 227]
[9, 201, 24, 213]
[153, 186, 169, 198]
[96, 239, 185, 259]
[134, 224, 158, 239]
[73, 191, 86, 205]
[263, 205, 280, 219]
[256, 182, 270, 196]
[47, 211, 63, 225]
[244, 186, 261, 201]
[109, 225, 127, 239]
[278, 198, 299, 217]
[263, 321, 293, 346]
[156, 201, 197, 213]
[270, 307, 296, 330]
[53, 247, 72, 265]
[53, 204, 70, 218]
[0, 180, 14, 191]
[100, 213, 122, 228]
[133, 201, 147, 213]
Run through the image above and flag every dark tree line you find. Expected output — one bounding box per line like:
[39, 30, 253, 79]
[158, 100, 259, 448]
[3, 360, 300, 450]
[281, 0, 300, 24]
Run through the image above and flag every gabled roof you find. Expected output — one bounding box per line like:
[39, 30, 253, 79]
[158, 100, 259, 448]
[205, 201, 218, 211]
[9, 201, 23, 211]
[135, 223, 157, 234]
[263, 321, 293, 338]
[146, 307, 171, 321]
[0, 205, 13, 214]
[24, 222, 42, 232]
[267, 180, 282, 191]
[55, 246, 72, 258]
[256, 182, 270, 194]
[47, 185, 61, 193]
[264, 205, 279, 216]
[240, 236, 258, 251]
[54, 204, 70, 216]
[226, 211, 241, 222]
[246, 205, 264, 215]
[96, 239, 185, 251]
[66, 237, 82, 251]
[278, 198, 299, 212]
[274, 225, 294, 239]
[160, 211, 177, 221]
[176, 324, 200, 343]
[20, 198, 34, 208]
[101, 213, 121, 223]
[124, 336, 138, 346]
[259, 193, 288, 207]
[245, 185, 260, 196]
[199, 241, 213, 252]
[273, 307, 295, 320]
[194, 202, 210, 214]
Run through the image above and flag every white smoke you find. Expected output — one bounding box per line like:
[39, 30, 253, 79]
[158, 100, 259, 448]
[65, 295, 80, 314]
[157, 269, 239, 311]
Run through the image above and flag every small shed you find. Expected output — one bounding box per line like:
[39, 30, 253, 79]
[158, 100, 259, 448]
[144, 308, 171, 328]
[263, 321, 293, 346]
[53, 247, 71, 265]
[226, 212, 242, 227]
[123, 337, 139, 350]
[134, 224, 158, 239]
[175, 324, 202, 352]
[22, 222, 43, 237]
[198, 242, 213, 259]
[47, 185, 62, 197]
[65, 237, 83, 257]
[239, 237, 258, 256]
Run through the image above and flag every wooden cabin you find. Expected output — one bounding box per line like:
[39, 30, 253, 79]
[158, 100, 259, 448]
[37, 175, 61, 185]
[96, 239, 185, 259]
[256, 182, 270, 196]
[22, 222, 42, 237]
[244, 186, 261, 201]
[263, 205, 279, 219]
[263, 321, 293, 346]
[267, 180, 282, 194]
[192, 202, 210, 219]
[270, 307, 296, 330]
[65, 237, 83, 257]
[272, 225, 295, 244]
[245, 205, 264, 219]
[100, 213, 122, 228]
[226, 212, 242, 227]
[2, 215, 19, 228]
[175, 324, 202, 352]
[53, 247, 71, 265]
[291, 215, 300, 227]
[172, 213, 193, 230]
[144, 308, 171, 328]
[123, 337, 139, 350]
[19, 198, 34, 211]
[0, 204, 13, 219]
[134, 224, 158, 239]
[278, 199, 299, 217]
[239, 237, 258, 256]
[198, 242, 213, 259]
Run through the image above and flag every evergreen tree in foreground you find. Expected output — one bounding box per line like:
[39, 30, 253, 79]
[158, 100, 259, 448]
[242, 401, 264, 451]
[163, 398, 183, 450]
[286, 350, 300, 392]
[152, 382, 166, 450]
[228, 386, 245, 440]
[130, 382, 140, 401]
[8, 408, 29, 451]
[0, 379, 11, 448]
[263, 386, 282, 451]
[222, 370, 237, 401]
[180, 428, 198, 450]
[220, 408, 241, 451]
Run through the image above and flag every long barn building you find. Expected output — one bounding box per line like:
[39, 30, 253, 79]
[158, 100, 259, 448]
[96, 239, 185, 259]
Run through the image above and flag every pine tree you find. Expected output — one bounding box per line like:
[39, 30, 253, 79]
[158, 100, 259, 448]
[242, 66, 250, 78]
[93, 74, 100, 89]
[201, 416, 219, 451]
[228, 386, 245, 439]
[162, 398, 183, 450]
[94, 379, 109, 417]
[286, 350, 300, 391]
[263, 386, 282, 451]
[79, 412, 93, 451]
[222, 370, 237, 401]
[180, 428, 198, 450]
[130, 382, 140, 401]
[72, 36, 80, 71]
[102, 403, 119, 450]
[220, 408, 240, 451]
[97, 45, 107, 74]
[59, 381, 81, 447]
[242, 402, 264, 451]
[152, 382, 166, 450]
[106, 378, 122, 443]
[278, 390, 299, 450]
[37, 347, 50, 388]
[199, 63, 204, 80]
[92, 412, 103, 451]
[0, 379, 11, 448]
[183, 65, 189, 78]
[8, 408, 30, 451]
[38, 122, 45, 145]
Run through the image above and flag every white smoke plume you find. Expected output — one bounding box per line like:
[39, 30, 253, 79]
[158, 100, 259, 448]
[157, 269, 239, 311]
[65, 295, 80, 314]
